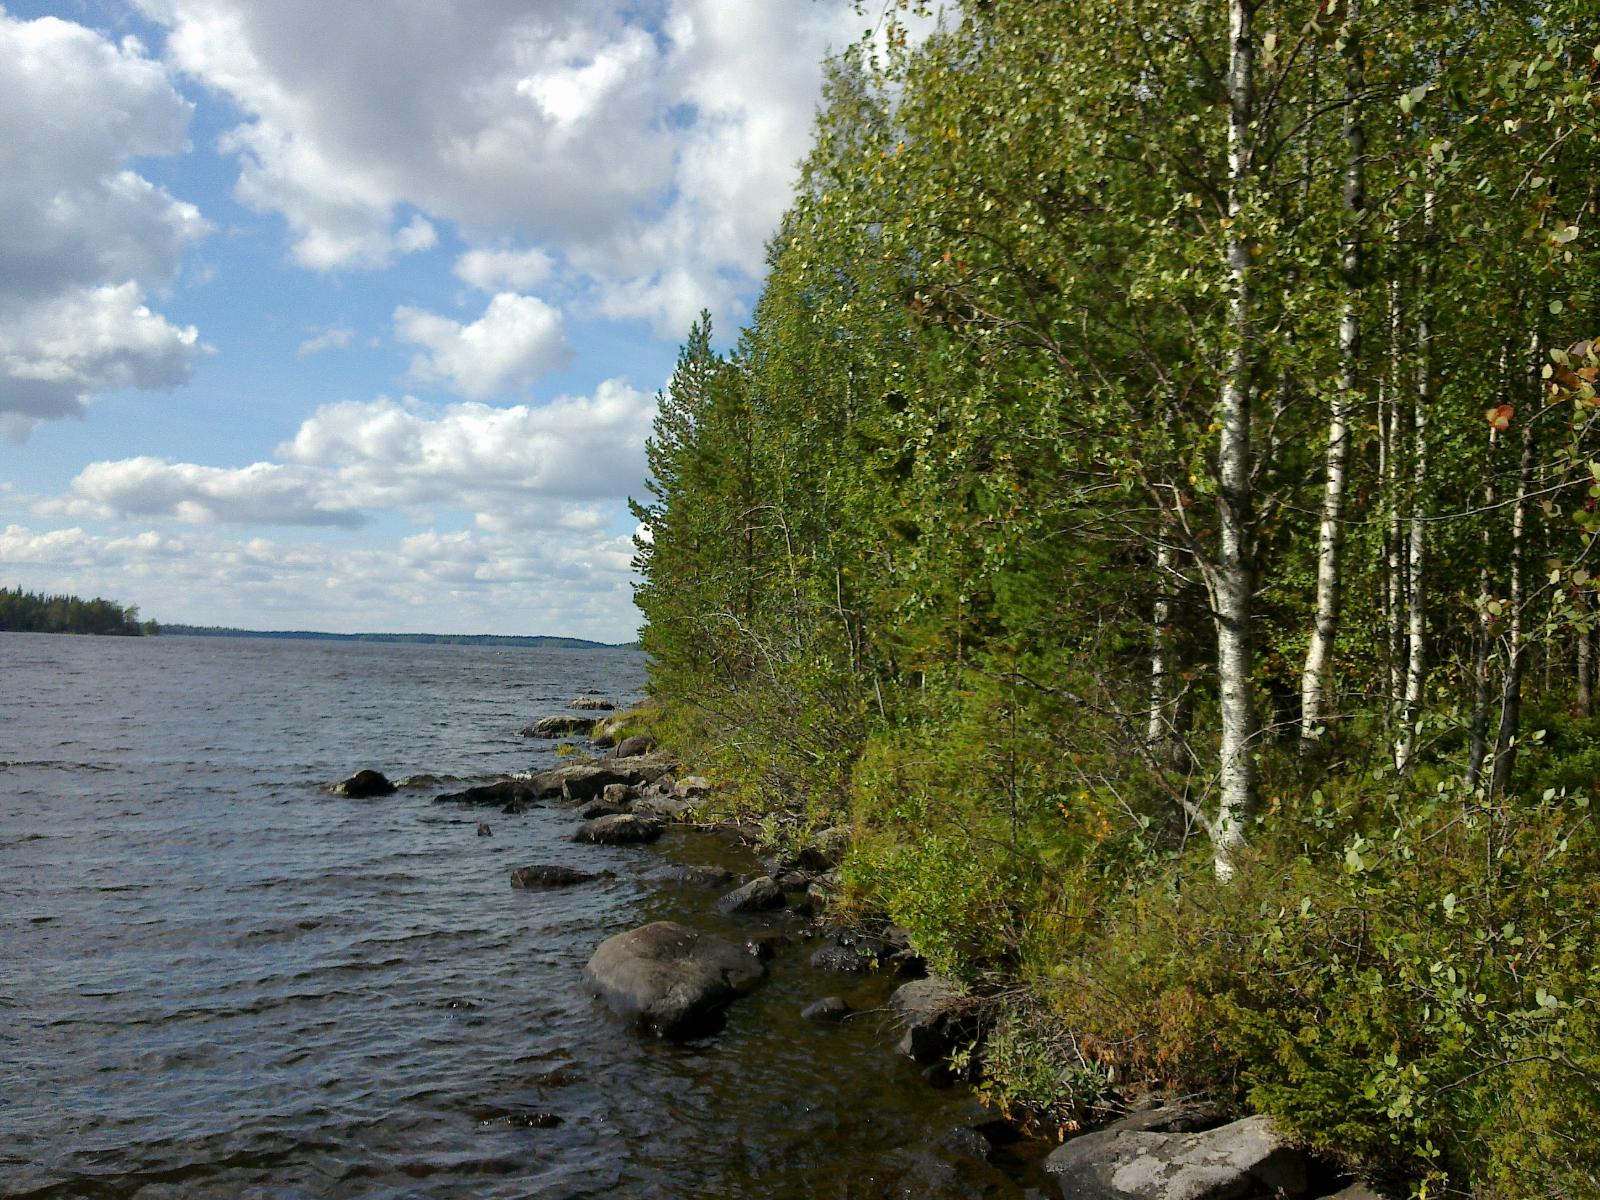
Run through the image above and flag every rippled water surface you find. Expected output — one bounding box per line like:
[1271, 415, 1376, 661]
[1, 633, 1028, 1199]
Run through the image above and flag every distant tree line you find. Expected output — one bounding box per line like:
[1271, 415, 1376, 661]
[0, 587, 155, 636]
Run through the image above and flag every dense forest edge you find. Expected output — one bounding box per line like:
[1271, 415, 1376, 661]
[630, 4, 1600, 1197]
[0, 587, 155, 636]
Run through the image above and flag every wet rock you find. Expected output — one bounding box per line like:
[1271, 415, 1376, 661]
[890, 976, 974, 1065]
[477, 822, 493, 837]
[573, 813, 662, 846]
[809, 930, 889, 974]
[936, 1125, 993, 1163]
[744, 931, 786, 960]
[1107, 1101, 1225, 1136]
[511, 864, 611, 889]
[434, 779, 540, 807]
[716, 875, 786, 914]
[520, 715, 599, 738]
[583, 920, 766, 1037]
[796, 825, 851, 871]
[649, 863, 735, 888]
[840, 1147, 1024, 1199]
[474, 1107, 563, 1129]
[569, 697, 615, 711]
[801, 996, 850, 1023]
[1042, 1113, 1307, 1200]
[674, 775, 712, 798]
[602, 783, 632, 805]
[609, 733, 658, 759]
[634, 795, 693, 820]
[556, 757, 675, 803]
[580, 800, 628, 820]
[773, 869, 814, 892]
[332, 769, 397, 797]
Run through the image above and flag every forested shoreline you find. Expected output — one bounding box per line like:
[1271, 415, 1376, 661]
[0, 587, 154, 636]
[632, 3, 1600, 1196]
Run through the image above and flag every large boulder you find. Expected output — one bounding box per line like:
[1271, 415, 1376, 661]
[573, 813, 662, 845]
[331, 769, 396, 797]
[715, 875, 786, 914]
[890, 976, 976, 1064]
[583, 920, 766, 1037]
[434, 779, 540, 807]
[522, 753, 675, 800]
[608, 733, 658, 759]
[511, 864, 611, 889]
[521, 715, 598, 738]
[1042, 1113, 1308, 1200]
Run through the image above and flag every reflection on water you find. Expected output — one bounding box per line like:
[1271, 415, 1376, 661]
[0, 633, 1035, 1199]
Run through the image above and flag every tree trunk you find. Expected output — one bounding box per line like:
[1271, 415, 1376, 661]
[1467, 423, 1500, 790]
[1299, 0, 1364, 755]
[1396, 191, 1434, 774]
[1383, 271, 1407, 716]
[1149, 537, 1180, 760]
[1490, 338, 1539, 797]
[1213, 0, 1258, 878]
[1578, 591, 1593, 719]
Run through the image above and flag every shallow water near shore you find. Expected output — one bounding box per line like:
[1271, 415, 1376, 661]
[0, 632, 1045, 1199]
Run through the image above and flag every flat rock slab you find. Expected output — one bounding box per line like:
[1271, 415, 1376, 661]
[716, 875, 786, 914]
[521, 715, 599, 738]
[434, 779, 540, 807]
[511, 864, 612, 889]
[573, 813, 661, 845]
[1043, 1114, 1307, 1200]
[583, 920, 766, 1038]
[568, 697, 616, 710]
[331, 769, 396, 797]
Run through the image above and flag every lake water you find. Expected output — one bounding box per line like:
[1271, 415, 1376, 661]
[0, 633, 1039, 1199]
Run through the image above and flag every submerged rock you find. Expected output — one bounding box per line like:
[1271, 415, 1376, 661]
[520, 715, 599, 738]
[476, 822, 493, 837]
[510, 864, 611, 889]
[716, 875, 786, 914]
[648, 863, 735, 888]
[331, 769, 396, 797]
[1042, 1113, 1307, 1200]
[573, 813, 661, 845]
[583, 920, 766, 1037]
[434, 779, 540, 807]
[801, 996, 851, 1023]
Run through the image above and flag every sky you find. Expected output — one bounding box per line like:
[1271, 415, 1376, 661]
[0, 0, 904, 642]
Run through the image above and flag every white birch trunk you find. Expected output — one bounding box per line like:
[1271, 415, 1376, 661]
[1299, 1, 1363, 754]
[1214, 0, 1258, 879]
[1396, 190, 1435, 774]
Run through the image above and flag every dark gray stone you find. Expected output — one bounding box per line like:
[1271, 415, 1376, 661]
[568, 697, 615, 711]
[1042, 1114, 1307, 1200]
[649, 863, 735, 888]
[890, 976, 972, 1064]
[573, 813, 662, 845]
[332, 769, 396, 797]
[434, 779, 539, 807]
[520, 715, 599, 737]
[801, 996, 850, 1023]
[716, 875, 786, 914]
[583, 920, 766, 1037]
[580, 801, 628, 820]
[511, 864, 610, 889]
[609, 733, 657, 758]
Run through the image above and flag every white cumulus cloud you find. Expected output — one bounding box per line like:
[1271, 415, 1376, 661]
[0, 10, 208, 438]
[395, 292, 571, 399]
[133, 0, 893, 333]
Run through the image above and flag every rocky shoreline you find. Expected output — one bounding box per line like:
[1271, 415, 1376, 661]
[333, 708, 1388, 1200]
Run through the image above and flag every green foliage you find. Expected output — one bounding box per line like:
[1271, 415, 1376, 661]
[630, 2, 1600, 1193]
[0, 586, 151, 636]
